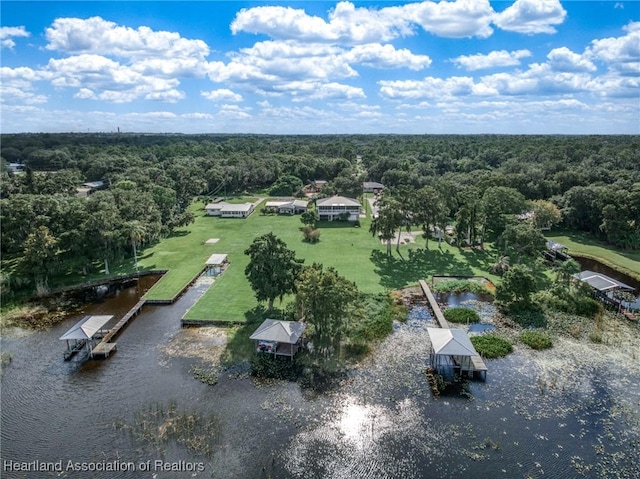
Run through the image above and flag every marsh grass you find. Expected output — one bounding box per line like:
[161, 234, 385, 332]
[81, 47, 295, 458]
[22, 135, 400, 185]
[520, 330, 553, 350]
[443, 307, 481, 324]
[119, 401, 220, 457]
[470, 334, 513, 359]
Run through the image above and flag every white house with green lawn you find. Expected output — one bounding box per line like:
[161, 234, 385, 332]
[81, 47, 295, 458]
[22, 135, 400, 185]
[316, 195, 361, 221]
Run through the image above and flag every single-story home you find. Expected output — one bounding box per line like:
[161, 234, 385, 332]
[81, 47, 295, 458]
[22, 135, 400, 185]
[205, 202, 255, 218]
[316, 195, 361, 221]
[363, 181, 384, 194]
[264, 199, 309, 215]
[250, 319, 307, 359]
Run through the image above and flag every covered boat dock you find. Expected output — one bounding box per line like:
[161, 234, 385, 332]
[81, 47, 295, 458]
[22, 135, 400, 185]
[573, 270, 637, 320]
[59, 315, 113, 360]
[250, 319, 307, 360]
[427, 327, 488, 380]
[205, 253, 228, 276]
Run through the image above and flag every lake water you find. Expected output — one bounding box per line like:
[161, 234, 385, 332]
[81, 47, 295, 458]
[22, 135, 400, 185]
[2, 277, 639, 478]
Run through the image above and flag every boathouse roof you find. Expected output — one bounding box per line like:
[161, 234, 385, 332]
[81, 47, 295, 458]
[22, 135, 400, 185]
[573, 270, 635, 292]
[205, 253, 228, 266]
[427, 328, 479, 356]
[59, 315, 114, 341]
[250, 319, 306, 344]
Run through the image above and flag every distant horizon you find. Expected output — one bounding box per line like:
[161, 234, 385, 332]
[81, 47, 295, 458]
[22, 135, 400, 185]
[2, 1, 639, 134]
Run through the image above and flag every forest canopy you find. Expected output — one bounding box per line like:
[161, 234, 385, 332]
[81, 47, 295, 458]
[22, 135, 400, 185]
[1, 133, 638, 292]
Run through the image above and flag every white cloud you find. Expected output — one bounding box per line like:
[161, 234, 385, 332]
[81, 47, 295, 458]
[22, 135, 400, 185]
[296, 82, 365, 101]
[46, 54, 183, 103]
[547, 47, 596, 72]
[452, 49, 531, 71]
[232, 1, 496, 43]
[495, 0, 567, 34]
[379, 76, 485, 100]
[0, 26, 30, 49]
[201, 89, 243, 103]
[231, 2, 411, 44]
[181, 112, 214, 120]
[74, 88, 96, 99]
[0, 67, 47, 104]
[217, 104, 252, 119]
[345, 43, 431, 70]
[404, 0, 495, 38]
[45, 17, 209, 60]
[586, 21, 640, 75]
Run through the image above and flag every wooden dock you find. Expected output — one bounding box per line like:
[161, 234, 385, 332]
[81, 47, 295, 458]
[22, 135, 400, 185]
[90, 299, 146, 360]
[419, 280, 449, 328]
[90, 342, 117, 359]
[419, 279, 487, 380]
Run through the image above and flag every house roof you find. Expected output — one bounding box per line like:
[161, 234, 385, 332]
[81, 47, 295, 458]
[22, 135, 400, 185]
[205, 253, 228, 266]
[221, 202, 253, 212]
[205, 202, 225, 210]
[573, 270, 634, 292]
[265, 201, 290, 208]
[316, 196, 360, 207]
[363, 181, 384, 189]
[250, 319, 306, 344]
[427, 328, 479, 356]
[60, 315, 114, 341]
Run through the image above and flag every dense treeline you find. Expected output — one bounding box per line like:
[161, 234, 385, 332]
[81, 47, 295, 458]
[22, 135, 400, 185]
[1, 133, 638, 292]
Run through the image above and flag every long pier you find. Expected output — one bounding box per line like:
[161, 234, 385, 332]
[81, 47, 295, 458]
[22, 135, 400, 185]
[90, 299, 146, 359]
[418, 280, 449, 328]
[419, 279, 487, 379]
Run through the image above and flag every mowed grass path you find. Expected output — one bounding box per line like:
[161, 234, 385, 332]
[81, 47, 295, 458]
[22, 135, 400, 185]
[181, 201, 501, 323]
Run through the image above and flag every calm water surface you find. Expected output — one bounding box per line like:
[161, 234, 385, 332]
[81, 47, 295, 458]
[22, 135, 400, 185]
[2, 277, 639, 479]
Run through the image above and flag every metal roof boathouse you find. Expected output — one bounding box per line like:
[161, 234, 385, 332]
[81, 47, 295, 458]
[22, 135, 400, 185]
[250, 319, 307, 360]
[60, 315, 114, 360]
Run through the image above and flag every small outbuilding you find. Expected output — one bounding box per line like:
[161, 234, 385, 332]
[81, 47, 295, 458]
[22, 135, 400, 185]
[250, 319, 307, 360]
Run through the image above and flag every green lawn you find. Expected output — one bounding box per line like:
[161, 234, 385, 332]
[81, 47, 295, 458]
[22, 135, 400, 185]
[182, 201, 503, 323]
[545, 230, 640, 280]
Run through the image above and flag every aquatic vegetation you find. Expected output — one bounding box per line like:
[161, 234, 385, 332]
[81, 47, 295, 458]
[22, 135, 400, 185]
[120, 401, 220, 457]
[470, 334, 513, 358]
[520, 330, 553, 350]
[250, 354, 302, 381]
[443, 307, 480, 324]
[190, 365, 219, 386]
[433, 279, 491, 295]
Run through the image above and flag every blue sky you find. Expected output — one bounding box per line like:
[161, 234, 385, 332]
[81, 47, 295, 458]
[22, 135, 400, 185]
[1, 1, 638, 134]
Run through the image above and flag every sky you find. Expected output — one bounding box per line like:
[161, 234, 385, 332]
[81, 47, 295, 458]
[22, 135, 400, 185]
[1, 1, 639, 134]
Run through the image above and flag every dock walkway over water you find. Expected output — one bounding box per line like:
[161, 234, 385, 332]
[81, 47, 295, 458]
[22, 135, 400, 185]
[419, 280, 487, 380]
[90, 299, 146, 359]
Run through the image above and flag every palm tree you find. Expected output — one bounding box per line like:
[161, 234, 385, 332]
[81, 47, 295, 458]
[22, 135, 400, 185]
[126, 220, 146, 273]
[492, 255, 510, 276]
[554, 258, 580, 292]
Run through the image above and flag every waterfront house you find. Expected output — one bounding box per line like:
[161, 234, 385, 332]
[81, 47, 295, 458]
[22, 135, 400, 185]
[316, 195, 361, 221]
[265, 199, 309, 215]
[205, 202, 255, 218]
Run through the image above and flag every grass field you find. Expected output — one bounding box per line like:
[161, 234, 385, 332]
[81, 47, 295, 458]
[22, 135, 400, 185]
[175, 200, 502, 323]
[140, 201, 640, 324]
